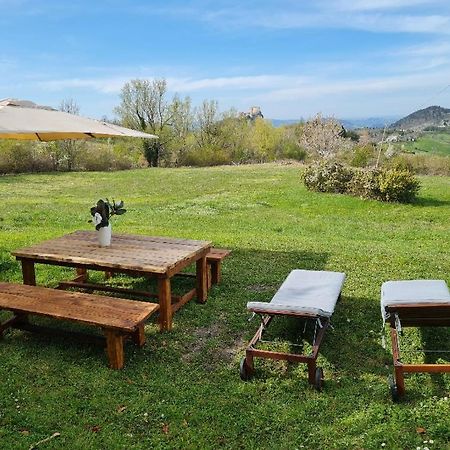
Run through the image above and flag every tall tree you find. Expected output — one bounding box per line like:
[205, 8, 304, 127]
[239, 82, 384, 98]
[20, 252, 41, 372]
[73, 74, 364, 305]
[115, 79, 172, 167]
[55, 99, 82, 171]
[168, 95, 193, 166]
[195, 100, 219, 148]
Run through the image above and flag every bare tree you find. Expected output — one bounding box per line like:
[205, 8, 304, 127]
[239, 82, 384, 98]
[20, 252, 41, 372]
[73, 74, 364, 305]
[195, 100, 219, 148]
[114, 79, 174, 166]
[55, 98, 82, 171]
[168, 95, 193, 165]
[300, 113, 351, 159]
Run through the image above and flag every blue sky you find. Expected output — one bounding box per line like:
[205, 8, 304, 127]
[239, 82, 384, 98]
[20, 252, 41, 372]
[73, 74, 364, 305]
[1, 0, 450, 120]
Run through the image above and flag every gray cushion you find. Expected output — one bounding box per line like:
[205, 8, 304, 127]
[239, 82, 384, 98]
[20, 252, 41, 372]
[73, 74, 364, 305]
[381, 280, 450, 320]
[247, 269, 346, 318]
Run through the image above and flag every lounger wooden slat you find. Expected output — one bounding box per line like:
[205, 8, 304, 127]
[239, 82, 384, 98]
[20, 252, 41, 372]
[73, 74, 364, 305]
[0, 282, 159, 369]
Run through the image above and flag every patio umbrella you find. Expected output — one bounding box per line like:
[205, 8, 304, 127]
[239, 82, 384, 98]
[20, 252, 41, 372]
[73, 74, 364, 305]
[0, 99, 157, 141]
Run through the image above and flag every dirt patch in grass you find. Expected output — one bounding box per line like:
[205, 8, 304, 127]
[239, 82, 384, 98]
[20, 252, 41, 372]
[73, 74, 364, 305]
[181, 322, 247, 369]
[181, 322, 223, 363]
[246, 284, 275, 293]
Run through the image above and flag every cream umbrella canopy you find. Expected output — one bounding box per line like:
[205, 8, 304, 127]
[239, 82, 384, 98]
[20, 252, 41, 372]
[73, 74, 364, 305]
[0, 99, 158, 141]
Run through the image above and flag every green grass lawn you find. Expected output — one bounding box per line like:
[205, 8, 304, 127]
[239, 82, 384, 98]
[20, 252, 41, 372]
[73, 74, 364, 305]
[0, 164, 449, 449]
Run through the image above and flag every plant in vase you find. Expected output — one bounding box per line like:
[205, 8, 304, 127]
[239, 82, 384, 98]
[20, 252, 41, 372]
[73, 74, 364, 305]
[89, 199, 126, 246]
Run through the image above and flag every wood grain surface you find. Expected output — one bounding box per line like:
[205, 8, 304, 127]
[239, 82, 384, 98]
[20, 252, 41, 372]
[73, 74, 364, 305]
[0, 282, 159, 331]
[12, 231, 212, 274]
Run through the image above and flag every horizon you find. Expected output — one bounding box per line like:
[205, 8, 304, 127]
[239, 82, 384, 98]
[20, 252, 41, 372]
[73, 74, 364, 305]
[1, 0, 450, 121]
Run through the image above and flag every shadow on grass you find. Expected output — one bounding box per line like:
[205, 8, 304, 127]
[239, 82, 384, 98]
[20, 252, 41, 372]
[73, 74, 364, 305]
[414, 196, 450, 207]
[1, 247, 390, 386]
[420, 326, 450, 395]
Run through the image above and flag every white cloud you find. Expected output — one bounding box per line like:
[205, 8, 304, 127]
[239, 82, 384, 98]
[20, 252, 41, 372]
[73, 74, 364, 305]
[37, 77, 132, 94]
[330, 0, 442, 11]
[166, 75, 309, 92]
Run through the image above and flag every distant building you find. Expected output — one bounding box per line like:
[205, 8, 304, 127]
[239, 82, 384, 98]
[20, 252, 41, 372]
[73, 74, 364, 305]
[240, 106, 264, 121]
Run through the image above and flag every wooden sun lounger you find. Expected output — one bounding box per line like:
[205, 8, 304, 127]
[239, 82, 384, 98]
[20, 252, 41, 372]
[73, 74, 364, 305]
[381, 280, 450, 401]
[240, 269, 346, 390]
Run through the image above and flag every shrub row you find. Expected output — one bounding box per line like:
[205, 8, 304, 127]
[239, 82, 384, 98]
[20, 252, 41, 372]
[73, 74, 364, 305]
[302, 161, 421, 203]
[0, 140, 146, 174]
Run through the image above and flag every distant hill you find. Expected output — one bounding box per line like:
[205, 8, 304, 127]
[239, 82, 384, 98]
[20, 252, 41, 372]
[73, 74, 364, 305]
[390, 105, 450, 131]
[340, 117, 398, 129]
[271, 116, 398, 129]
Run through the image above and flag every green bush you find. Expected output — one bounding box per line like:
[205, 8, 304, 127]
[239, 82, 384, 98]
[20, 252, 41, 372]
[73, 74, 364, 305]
[376, 168, 420, 202]
[0, 141, 53, 174]
[303, 162, 420, 203]
[302, 161, 353, 193]
[347, 168, 380, 199]
[349, 145, 376, 167]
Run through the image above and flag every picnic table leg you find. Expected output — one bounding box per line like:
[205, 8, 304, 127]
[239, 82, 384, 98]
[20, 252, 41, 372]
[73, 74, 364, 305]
[158, 277, 172, 332]
[196, 255, 208, 303]
[105, 329, 124, 369]
[76, 268, 88, 282]
[21, 260, 36, 286]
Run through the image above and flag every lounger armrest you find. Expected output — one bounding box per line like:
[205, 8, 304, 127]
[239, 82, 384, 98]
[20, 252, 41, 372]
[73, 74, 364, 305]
[246, 301, 332, 318]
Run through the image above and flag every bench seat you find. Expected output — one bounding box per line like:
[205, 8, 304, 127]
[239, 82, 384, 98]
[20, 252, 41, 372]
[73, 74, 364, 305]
[0, 282, 159, 369]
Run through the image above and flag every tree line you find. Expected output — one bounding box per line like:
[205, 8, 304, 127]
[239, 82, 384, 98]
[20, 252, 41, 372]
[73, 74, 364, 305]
[5, 77, 447, 175]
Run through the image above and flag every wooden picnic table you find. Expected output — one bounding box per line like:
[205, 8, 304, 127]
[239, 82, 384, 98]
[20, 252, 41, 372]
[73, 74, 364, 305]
[12, 231, 212, 331]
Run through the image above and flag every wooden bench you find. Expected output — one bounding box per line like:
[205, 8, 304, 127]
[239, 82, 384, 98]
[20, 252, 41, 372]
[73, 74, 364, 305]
[206, 248, 231, 287]
[104, 248, 231, 288]
[0, 282, 159, 369]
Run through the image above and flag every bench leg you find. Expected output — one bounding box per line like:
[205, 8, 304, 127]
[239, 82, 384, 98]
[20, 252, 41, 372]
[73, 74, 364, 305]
[209, 261, 221, 285]
[21, 260, 36, 286]
[104, 329, 124, 369]
[0, 314, 28, 338]
[132, 324, 145, 347]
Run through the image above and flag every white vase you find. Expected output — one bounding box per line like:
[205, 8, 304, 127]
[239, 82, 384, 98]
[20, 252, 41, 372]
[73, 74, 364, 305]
[97, 223, 112, 247]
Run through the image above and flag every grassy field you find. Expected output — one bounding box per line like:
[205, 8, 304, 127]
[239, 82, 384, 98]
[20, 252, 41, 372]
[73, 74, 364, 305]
[400, 131, 450, 156]
[0, 163, 449, 449]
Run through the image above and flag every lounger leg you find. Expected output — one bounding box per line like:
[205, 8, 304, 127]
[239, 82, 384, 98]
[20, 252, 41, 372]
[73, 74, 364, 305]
[307, 360, 317, 385]
[132, 324, 146, 347]
[105, 329, 125, 369]
[245, 351, 255, 373]
[390, 327, 405, 396]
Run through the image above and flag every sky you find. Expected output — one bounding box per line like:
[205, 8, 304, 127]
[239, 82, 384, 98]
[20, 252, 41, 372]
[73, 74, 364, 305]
[1, 0, 450, 120]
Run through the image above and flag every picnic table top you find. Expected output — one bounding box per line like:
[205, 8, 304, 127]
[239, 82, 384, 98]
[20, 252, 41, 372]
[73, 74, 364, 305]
[12, 231, 212, 275]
